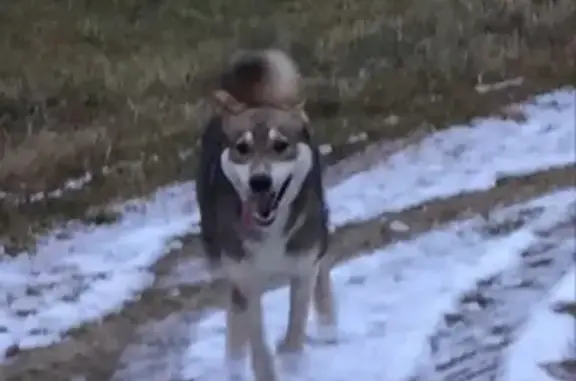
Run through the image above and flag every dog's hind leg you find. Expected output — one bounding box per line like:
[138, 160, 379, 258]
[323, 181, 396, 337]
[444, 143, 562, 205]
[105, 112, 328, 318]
[246, 291, 277, 381]
[226, 285, 248, 380]
[313, 262, 338, 343]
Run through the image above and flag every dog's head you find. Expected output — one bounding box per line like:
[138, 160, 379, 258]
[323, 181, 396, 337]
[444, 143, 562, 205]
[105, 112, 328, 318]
[214, 90, 313, 228]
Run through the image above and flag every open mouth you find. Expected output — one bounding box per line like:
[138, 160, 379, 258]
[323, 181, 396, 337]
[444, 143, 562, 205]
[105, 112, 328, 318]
[243, 175, 292, 227]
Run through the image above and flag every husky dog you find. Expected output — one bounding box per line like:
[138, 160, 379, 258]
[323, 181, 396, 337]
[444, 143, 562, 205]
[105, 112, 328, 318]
[196, 49, 337, 381]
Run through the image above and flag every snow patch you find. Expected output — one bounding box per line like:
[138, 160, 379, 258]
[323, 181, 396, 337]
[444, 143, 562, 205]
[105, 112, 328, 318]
[503, 269, 576, 381]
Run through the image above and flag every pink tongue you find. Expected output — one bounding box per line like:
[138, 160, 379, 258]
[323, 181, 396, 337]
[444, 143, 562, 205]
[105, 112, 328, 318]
[242, 200, 254, 227]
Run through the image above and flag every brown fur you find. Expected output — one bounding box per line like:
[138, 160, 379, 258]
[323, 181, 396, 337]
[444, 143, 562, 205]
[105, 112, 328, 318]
[196, 49, 336, 381]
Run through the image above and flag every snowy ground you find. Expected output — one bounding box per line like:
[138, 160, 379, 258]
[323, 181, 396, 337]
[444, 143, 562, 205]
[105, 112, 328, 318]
[504, 269, 575, 381]
[0, 88, 574, 380]
[113, 188, 575, 381]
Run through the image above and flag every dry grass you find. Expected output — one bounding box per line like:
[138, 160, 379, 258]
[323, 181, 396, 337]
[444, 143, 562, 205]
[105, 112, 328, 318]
[1, 0, 575, 246]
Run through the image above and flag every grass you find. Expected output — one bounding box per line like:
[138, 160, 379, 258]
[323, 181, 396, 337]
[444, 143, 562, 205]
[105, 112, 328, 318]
[1, 0, 575, 250]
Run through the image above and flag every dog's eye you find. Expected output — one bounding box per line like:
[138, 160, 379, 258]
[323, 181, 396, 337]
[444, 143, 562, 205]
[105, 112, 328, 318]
[272, 140, 289, 154]
[235, 141, 251, 156]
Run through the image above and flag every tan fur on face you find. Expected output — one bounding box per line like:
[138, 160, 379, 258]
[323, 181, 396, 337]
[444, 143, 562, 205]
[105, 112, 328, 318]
[222, 106, 308, 160]
[219, 105, 313, 207]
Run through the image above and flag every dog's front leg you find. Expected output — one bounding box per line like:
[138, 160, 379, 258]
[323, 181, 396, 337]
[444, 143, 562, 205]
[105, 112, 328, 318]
[277, 268, 316, 354]
[313, 262, 338, 342]
[246, 290, 277, 381]
[226, 285, 248, 380]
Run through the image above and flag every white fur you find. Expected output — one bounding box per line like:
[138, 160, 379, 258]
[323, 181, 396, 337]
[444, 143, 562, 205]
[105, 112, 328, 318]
[268, 128, 282, 140]
[242, 130, 254, 143]
[220, 142, 313, 205]
[222, 242, 320, 381]
[275, 143, 312, 208]
[222, 238, 319, 298]
[219, 141, 315, 285]
[261, 49, 301, 105]
[220, 150, 250, 200]
[221, 192, 315, 277]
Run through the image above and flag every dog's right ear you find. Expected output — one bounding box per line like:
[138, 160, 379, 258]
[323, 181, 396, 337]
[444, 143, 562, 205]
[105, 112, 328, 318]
[212, 90, 247, 115]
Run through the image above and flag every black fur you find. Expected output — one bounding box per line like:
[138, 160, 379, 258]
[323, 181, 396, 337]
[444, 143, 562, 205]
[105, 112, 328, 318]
[284, 125, 329, 259]
[196, 115, 246, 265]
[219, 54, 269, 107]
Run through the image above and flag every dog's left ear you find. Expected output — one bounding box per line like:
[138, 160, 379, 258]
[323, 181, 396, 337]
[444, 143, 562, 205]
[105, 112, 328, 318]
[293, 100, 313, 142]
[294, 99, 309, 124]
[212, 90, 247, 115]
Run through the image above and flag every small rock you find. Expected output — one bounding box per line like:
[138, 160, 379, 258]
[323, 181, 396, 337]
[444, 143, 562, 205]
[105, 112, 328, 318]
[4, 344, 20, 358]
[346, 132, 367, 144]
[168, 239, 184, 250]
[389, 220, 410, 233]
[347, 275, 366, 285]
[319, 144, 333, 155]
[384, 115, 399, 125]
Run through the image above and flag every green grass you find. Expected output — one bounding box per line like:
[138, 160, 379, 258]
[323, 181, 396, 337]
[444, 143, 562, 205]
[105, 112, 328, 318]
[1, 0, 575, 249]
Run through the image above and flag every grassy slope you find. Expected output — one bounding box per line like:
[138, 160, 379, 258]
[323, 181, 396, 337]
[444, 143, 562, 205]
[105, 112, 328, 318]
[1, 0, 575, 249]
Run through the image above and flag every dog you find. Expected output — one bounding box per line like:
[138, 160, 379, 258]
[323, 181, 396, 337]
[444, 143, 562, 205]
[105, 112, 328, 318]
[196, 49, 337, 381]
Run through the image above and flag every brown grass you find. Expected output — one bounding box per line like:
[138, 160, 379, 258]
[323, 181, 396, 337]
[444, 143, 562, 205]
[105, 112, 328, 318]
[1, 0, 575, 246]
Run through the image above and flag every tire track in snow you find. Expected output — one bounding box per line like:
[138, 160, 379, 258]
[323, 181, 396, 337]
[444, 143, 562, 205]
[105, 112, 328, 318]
[503, 269, 576, 381]
[409, 194, 576, 381]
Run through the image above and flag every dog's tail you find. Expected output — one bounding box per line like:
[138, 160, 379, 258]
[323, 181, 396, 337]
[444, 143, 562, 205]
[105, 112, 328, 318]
[218, 49, 301, 108]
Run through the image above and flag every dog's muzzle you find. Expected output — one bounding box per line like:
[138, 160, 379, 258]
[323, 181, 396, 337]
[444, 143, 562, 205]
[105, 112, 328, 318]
[242, 175, 292, 227]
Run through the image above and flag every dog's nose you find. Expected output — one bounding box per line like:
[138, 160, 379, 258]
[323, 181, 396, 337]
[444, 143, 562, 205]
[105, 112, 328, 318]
[249, 174, 272, 193]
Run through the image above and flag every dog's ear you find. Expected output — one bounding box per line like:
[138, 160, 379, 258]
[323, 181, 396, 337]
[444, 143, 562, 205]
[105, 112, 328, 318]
[293, 100, 313, 142]
[212, 90, 247, 115]
[294, 99, 306, 110]
[293, 99, 309, 124]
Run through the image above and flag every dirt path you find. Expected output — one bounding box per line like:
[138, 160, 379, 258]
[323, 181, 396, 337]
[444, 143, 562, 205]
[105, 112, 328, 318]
[1, 164, 573, 381]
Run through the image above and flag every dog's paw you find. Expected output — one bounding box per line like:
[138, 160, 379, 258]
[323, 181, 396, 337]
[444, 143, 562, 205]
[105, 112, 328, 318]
[317, 323, 339, 343]
[307, 324, 340, 346]
[226, 358, 247, 381]
[275, 337, 304, 355]
[277, 349, 307, 377]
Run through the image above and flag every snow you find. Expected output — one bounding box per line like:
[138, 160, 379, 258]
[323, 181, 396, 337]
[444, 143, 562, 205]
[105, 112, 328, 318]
[327, 88, 575, 225]
[503, 269, 576, 381]
[0, 172, 94, 205]
[113, 188, 576, 381]
[0, 88, 575, 359]
[0, 184, 197, 353]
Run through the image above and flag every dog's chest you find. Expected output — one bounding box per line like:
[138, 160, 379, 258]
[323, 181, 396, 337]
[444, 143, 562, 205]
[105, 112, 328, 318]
[243, 233, 289, 272]
[221, 206, 317, 287]
[241, 211, 313, 276]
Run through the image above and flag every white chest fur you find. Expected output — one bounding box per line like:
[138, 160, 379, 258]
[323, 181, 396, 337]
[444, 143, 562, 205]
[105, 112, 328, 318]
[244, 233, 289, 273]
[221, 208, 316, 288]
